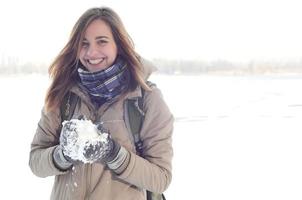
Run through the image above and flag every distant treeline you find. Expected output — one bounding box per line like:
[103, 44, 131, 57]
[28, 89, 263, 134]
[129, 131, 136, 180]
[152, 59, 302, 75]
[0, 61, 48, 74]
[1, 57, 302, 75]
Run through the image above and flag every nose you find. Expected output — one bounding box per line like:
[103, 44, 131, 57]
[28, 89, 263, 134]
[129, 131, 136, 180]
[85, 44, 99, 58]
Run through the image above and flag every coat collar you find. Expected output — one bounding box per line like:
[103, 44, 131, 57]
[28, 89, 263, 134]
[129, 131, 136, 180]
[126, 57, 157, 99]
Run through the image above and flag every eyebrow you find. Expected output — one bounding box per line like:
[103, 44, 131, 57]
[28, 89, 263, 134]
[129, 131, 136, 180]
[96, 36, 109, 40]
[83, 36, 109, 42]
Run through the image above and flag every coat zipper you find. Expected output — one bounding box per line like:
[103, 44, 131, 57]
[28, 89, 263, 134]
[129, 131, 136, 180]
[84, 101, 116, 199]
[85, 164, 91, 200]
[85, 110, 99, 200]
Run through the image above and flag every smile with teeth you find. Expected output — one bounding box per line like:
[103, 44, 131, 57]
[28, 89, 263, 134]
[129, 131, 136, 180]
[87, 58, 105, 65]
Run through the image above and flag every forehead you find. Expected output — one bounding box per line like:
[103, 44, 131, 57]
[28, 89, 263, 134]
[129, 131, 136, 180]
[84, 19, 113, 38]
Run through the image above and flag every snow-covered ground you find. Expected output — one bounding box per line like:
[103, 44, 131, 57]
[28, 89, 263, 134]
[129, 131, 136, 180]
[0, 73, 301, 199]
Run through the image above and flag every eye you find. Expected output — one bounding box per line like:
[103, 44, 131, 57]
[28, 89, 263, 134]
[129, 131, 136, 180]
[81, 41, 89, 48]
[97, 39, 108, 45]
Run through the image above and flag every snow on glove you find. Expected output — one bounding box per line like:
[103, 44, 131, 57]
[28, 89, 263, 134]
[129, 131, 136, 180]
[59, 120, 80, 159]
[53, 120, 79, 170]
[83, 123, 130, 174]
[83, 123, 120, 163]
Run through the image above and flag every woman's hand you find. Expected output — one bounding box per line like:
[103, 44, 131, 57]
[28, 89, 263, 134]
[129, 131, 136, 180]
[83, 123, 121, 163]
[53, 120, 80, 170]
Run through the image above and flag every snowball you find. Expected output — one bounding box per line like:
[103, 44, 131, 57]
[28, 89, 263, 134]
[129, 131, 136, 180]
[62, 119, 109, 163]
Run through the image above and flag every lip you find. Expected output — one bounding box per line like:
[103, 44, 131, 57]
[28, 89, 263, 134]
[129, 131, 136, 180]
[87, 58, 105, 65]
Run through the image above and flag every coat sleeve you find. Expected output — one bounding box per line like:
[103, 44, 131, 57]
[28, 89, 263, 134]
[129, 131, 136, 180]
[29, 107, 69, 177]
[116, 87, 174, 193]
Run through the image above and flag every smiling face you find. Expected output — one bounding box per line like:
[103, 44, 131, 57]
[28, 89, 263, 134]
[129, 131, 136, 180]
[79, 19, 118, 72]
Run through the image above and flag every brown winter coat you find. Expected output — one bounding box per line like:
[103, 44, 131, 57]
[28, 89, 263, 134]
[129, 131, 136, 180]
[29, 64, 174, 200]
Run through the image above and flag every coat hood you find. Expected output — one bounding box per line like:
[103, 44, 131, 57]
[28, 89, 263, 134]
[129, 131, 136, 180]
[140, 57, 157, 80]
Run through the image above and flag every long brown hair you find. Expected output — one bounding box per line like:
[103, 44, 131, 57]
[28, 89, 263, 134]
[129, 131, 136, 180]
[45, 7, 150, 112]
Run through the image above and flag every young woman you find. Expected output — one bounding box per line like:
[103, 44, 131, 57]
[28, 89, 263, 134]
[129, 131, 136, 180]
[29, 7, 173, 200]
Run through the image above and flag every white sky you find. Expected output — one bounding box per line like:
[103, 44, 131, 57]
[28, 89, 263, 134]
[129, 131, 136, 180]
[1, 0, 302, 63]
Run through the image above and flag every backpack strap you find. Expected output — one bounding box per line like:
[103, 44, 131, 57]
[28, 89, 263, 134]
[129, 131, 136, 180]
[147, 192, 166, 200]
[126, 81, 156, 156]
[60, 91, 79, 122]
[127, 98, 145, 156]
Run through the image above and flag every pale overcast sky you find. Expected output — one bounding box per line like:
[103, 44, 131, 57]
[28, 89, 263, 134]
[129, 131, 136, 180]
[1, 0, 302, 63]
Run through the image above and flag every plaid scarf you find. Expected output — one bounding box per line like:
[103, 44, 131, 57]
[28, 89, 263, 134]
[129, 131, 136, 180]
[78, 59, 130, 106]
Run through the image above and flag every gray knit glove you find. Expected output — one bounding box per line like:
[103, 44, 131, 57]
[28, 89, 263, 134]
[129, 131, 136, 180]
[83, 123, 130, 174]
[60, 120, 79, 158]
[53, 145, 73, 170]
[83, 123, 121, 163]
[53, 120, 79, 170]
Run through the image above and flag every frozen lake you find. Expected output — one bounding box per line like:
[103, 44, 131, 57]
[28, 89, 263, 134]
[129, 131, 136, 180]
[0, 73, 301, 199]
